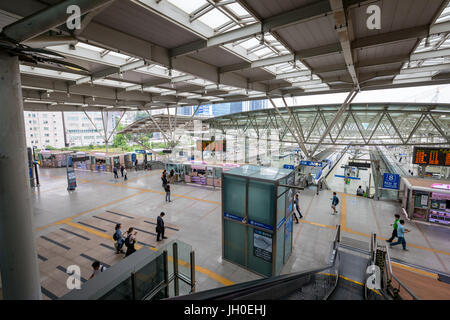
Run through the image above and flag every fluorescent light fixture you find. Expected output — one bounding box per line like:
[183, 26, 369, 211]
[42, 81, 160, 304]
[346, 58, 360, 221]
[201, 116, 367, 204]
[160, 90, 177, 96]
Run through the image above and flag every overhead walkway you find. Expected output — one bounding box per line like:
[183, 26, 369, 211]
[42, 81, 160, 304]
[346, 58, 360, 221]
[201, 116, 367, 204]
[168, 227, 421, 300]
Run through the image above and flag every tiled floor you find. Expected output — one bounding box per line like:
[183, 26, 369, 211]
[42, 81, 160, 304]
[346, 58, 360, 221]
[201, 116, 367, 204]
[36, 210, 179, 300]
[27, 167, 450, 299]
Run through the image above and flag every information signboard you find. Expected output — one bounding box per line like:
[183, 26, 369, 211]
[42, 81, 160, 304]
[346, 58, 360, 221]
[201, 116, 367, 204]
[300, 160, 323, 167]
[196, 140, 226, 152]
[253, 229, 273, 262]
[67, 166, 77, 190]
[382, 173, 400, 190]
[412, 147, 450, 167]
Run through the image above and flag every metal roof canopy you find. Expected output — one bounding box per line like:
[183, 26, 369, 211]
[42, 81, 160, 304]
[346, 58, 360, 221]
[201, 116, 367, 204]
[119, 113, 205, 135]
[1, 0, 450, 111]
[204, 102, 450, 157]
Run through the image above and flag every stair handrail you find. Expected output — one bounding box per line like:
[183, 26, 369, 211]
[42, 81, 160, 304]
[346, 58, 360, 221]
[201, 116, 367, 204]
[384, 245, 420, 300]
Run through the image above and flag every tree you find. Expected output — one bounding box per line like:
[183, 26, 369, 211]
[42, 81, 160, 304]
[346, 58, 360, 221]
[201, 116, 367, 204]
[113, 124, 129, 150]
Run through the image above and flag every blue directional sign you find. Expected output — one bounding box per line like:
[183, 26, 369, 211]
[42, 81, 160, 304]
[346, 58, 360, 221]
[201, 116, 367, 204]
[300, 160, 323, 167]
[135, 150, 146, 154]
[382, 173, 400, 190]
[224, 212, 244, 222]
[283, 164, 295, 170]
[249, 219, 274, 231]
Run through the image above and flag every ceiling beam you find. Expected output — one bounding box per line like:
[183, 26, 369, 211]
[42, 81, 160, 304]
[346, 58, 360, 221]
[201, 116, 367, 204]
[1, 0, 115, 42]
[329, 0, 359, 87]
[169, 0, 332, 58]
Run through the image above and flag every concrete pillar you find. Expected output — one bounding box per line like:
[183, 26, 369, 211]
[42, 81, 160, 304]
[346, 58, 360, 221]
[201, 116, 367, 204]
[0, 51, 42, 299]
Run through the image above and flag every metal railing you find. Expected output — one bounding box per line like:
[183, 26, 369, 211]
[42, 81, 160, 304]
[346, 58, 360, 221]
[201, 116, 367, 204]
[384, 245, 419, 300]
[169, 225, 341, 300]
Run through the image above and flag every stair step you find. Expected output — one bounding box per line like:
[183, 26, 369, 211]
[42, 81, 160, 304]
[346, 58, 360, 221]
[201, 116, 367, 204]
[340, 236, 369, 252]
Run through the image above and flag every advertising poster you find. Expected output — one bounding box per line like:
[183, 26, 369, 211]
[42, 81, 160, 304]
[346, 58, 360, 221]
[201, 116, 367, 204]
[253, 229, 273, 262]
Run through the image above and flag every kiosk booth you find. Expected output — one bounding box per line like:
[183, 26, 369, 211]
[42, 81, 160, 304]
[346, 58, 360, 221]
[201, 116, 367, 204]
[165, 162, 185, 183]
[184, 161, 241, 187]
[401, 177, 450, 226]
[38, 150, 72, 168]
[89, 153, 124, 172]
[222, 165, 295, 277]
[72, 152, 89, 169]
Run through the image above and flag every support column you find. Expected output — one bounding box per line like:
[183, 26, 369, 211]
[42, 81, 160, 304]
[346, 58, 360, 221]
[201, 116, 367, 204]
[244, 135, 249, 164]
[0, 51, 42, 299]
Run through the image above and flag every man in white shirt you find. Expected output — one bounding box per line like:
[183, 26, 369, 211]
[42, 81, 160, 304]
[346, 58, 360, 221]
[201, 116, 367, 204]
[89, 261, 107, 279]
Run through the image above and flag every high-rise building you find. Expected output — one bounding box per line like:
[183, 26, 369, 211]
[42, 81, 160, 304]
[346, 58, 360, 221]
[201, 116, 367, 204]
[24, 112, 65, 149]
[249, 99, 267, 111]
[64, 112, 118, 147]
[230, 102, 243, 114]
[180, 106, 193, 115]
[211, 103, 230, 116]
[197, 104, 211, 117]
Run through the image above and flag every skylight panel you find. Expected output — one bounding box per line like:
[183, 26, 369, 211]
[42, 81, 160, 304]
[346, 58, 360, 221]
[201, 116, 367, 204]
[93, 79, 134, 88]
[167, 0, 208, 14]
[253, 47, 273, 56]
[107, 51, 135, 60]
[198, 8, 231, 29]
[76, 42, 104, 52]
[225, 3, 248, 17]
[237, 37, 259, 49]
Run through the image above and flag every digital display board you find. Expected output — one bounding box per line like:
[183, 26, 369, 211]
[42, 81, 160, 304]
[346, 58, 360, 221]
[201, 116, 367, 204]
[196, 140, 226, 152]
[412, 147, 450, 167]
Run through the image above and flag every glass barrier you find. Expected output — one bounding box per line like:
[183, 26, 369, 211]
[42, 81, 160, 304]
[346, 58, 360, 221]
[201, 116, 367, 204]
[61, 240, 195, 300]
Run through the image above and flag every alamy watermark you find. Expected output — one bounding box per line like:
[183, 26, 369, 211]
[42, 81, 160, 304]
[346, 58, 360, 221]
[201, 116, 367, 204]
[66, 5, 81, 30]
[366, 264, 381, 290]
[66, 264, 82, 290]
[367, 4, 381, 30]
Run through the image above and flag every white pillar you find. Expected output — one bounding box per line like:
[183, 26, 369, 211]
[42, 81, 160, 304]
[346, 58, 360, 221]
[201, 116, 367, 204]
[0, 52, 42, 299]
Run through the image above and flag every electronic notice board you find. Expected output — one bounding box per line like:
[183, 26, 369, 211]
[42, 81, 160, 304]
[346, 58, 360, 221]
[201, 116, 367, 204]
[196, 140, 226, 152]
[412, 147, 450, 167]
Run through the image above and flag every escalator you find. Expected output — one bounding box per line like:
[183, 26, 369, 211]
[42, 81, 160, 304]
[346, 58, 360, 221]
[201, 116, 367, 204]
[169, 227, 415, 300]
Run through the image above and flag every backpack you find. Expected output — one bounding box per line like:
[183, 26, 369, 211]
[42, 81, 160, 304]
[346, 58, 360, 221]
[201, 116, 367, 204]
[335, 197, 339, 205]
[113, 231, 118, 241]
[124, 235, 130, 247]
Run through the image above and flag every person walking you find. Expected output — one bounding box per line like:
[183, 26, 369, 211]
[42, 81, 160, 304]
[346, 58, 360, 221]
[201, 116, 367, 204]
[164, 183, 171, 202]
[113, 223, 126, 254]
[389, 220, 410, 251]
[386, 214, 401, 243]
[124, 227, 137, 257]
[356, 185, 364, 196]
[89, 261, 106, 279]
[161, 170, 168, 188]
[293, 194, 303, 223]
[120, 164, 125, 177]
[331, 192, 339, 215]
[134, 159, 138, 171]
[123, 168, 128, 181]
[156, 212, 167, 241]
[113, 166, 119, 179]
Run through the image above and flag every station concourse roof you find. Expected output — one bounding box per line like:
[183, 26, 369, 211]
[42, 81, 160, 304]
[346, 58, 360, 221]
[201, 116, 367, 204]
[1, 0, 450, 112]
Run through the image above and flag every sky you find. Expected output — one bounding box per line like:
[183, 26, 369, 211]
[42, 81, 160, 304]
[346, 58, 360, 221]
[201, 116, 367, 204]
[288, 84, 450, 106]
